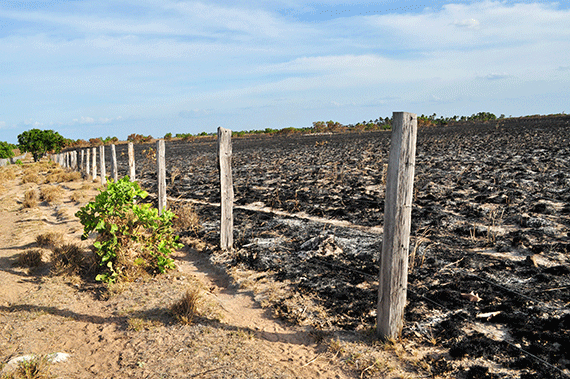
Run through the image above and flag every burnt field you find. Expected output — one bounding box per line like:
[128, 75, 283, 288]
[113, 115, 570, 378]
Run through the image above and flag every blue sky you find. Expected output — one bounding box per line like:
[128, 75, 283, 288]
[1, 0, 569, 143]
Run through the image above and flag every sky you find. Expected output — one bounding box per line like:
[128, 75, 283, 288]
[0, 0, 569, 144]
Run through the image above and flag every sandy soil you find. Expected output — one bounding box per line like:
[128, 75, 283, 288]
[0, 159, 426, 379]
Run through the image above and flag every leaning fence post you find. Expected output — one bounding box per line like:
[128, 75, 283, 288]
[128, 142, 136, 181]
[110, 144, 118, 182]
[157, 140, 166, 215]
[217, 127, 234, 251]
[99, 145, 106, 185]
[377, 111, 418, 339]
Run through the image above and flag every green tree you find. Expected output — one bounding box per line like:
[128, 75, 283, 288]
[0, 141, 15, 159]
[17, 129, 65, 161]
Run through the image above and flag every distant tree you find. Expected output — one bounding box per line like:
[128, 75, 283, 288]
[17, 129, 65, 161]
[0, 141, 15, 159]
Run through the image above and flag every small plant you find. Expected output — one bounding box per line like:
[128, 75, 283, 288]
[2, 355, 54, 379]
[75, 177, 182, 283]
[171, 287, 203, 324]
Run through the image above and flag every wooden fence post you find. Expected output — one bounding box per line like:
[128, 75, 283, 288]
[80, 150, 84, 172]
[71, 151, 77, 170]
[128, 142, 136, 181]
[99, 145, 106, 185]
[377, 111, 418, 339]
[217, 127, 234, 251]
[86, 149, 90, 177]
[92, 147, 97, 180]
[111, 144, 118, 182]
[157, 140, 166, 215]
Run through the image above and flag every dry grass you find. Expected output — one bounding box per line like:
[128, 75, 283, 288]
[39, 185, 62, 204]
[16, 249, 44, 268]
[50, 244, 96, 278]
[1, 355, 54, 379]
[45, 170, 81, 183]
[0, 167, 18, 181]
[171, 287, 203, 324]
[21, 173, 43, 184]
[173, 204, 201, 235]
[69, 190, 89, 204]
[36, 232, 64, 249]
[22, 189, 39, 208]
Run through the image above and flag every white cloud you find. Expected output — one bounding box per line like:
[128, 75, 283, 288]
[0, 121, 6, 129]
[453, 18, 480, 29]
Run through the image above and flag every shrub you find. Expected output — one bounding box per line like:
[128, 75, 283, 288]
[75, 177, 182, 283]
[0, 141, 16, 159]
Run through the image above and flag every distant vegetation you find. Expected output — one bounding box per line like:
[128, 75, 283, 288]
[3, 113, 565, 157]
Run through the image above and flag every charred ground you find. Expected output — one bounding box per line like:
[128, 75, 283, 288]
[112, 114, 570, 378]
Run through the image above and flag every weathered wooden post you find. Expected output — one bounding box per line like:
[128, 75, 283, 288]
[110, 144, 118, 182]
[128, 142, 136, 181]
[377, 111, 418, 339]
[92, 147, 97, 180]
[65, 152, 70, 168]
[71, 151, 77, 170]
[217, 127, 234, 251]
[157, 140, 166, 215]
[99, 145, 106, 185]
[80, 150, 84, 172]
[86, 149, 90, 177]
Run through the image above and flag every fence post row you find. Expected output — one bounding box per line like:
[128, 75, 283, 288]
[128, 142, 135, 181]
[157, 140, 167, 215]
[377, 111, 418, 339]
[111, 144, 118, 183]
[217, 127, 234, 251]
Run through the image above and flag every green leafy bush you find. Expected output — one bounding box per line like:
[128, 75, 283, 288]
[75, 177, 182, 283]
[0, 141, 16, 159]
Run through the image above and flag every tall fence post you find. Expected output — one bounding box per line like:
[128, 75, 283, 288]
[377, 111, 418, 339]
[128, 142, 136, 181]
[99, 145, 106, 185]
[111, 144, 118, 183]
[86, 149, 90, 177]
[217, 127, 234, 251]
[80, 150, 84, 172]
[157, 140, 166, 215]
[92, 147, 97, 180]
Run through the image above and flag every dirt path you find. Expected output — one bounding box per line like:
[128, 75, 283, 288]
[0, 161, 350, 378]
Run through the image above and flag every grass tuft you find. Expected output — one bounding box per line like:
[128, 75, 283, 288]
[50, 244, 88, 277]
[173, 204, 201, 235]
[171, 287, 203, 324]
[39, 185, 62, 204]
[16, 249, 43, 268]
[23, 189, 39, 208]
[1, 355, 54, 379]
[36, 232, 64, 249]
